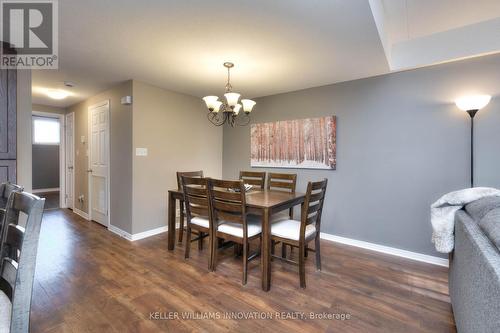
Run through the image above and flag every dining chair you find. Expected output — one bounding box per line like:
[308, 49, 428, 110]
[0, 182, 23, 210]
[239, 171, 266, 190]
[176, 171, 203, 243]
[270, 179, 328, 288]
[0, 183, 23, 251]
[0, 191, 45, 333]
[181, 176, 213, 270]
[208, 178, 262, 285]
[266, 173, 297, 258]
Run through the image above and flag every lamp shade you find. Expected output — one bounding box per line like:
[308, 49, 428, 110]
[455, 95, 491, 111]
[224, 92, 241, 108]
[202, 96, 220, 111]
[212, 101, 223, 113]
[233, 104, 242, 115]
[241, 99, 256, 113]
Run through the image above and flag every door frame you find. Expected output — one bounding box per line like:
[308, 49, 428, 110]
[31, 110, 66, 208]
[87, 100, 111, 227]
[65, 112, 75, 209]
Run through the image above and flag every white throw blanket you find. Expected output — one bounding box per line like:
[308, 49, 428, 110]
[431, 187, 500, 253]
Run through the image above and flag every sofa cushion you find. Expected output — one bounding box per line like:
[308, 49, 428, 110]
[479, 208, 500, 251]
[465, 196, 500, 222]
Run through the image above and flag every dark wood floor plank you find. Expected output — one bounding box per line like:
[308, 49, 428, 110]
[30, 209, 456, 332]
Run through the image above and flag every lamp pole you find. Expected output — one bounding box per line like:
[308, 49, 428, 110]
[466, 109, 478, 188]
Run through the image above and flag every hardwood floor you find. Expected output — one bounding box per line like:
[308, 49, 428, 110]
[31, 209, 456, 332]
[35, 192, 60, 210]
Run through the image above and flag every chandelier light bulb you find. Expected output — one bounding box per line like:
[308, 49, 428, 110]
[202, 96, 219, 111]
[241, 99, 256, 113]
[224, 92, 241, 108]
[212, 101, 223, 113]
[233, 104, 242, 115]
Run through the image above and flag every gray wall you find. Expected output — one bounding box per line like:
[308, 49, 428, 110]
[223, 53, 500, 257]
[32, 145, 59, 189]
[68, 81, 133, 233]
[131, 81, 223, 234]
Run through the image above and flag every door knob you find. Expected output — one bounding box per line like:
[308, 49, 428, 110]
[68, 166, 73, 170]
[87, 169, 93, 173]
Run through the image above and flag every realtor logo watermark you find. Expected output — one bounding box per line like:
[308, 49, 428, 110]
[0, 0, 58, 69]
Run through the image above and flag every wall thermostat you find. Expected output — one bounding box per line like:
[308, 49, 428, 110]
[121, 96, 133, 105]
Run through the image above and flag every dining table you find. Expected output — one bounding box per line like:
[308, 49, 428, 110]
[167, 187, 306, 291]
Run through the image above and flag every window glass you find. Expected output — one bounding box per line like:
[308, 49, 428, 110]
[33, 116, 60, 145]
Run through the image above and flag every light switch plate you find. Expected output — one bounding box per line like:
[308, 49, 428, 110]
[136, 148, 148, 156]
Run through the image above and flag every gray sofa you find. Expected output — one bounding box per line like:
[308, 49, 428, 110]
[450, 196, 500, 333]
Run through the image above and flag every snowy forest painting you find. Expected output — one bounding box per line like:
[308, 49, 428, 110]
[250, 116, 336, 169]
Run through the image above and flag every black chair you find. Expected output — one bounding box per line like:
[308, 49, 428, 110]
[0, 183, 23, 255]
[0, 191, 45, 333]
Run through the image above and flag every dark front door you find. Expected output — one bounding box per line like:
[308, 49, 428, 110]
[0, 42, 17, 183]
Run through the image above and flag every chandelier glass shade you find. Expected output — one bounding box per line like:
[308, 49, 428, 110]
[202, 62, 256, 127]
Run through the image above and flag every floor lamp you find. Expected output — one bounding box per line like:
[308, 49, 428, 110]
[455, 95, 492, 188]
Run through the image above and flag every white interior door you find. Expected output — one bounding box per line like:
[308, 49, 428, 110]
[89, 102, 109, 226]
[65, 112, 75, 208]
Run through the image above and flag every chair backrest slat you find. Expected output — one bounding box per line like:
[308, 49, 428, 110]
[267, 173, 297, 193]
[208, 179, 246, 227]
[0, 191, 45, 333]
[181, 176, 211, 221]
[300, 179, 328, 235]
[239, 171, 266, 190]
[177, 171, 203, 190]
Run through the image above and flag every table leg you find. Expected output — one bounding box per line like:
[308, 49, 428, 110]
[261, 207, 271, 291]
[178, 200, 184, 243]
[168, 192, 176, 251]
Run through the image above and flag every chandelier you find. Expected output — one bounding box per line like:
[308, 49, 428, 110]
[202, 62, 256, 127]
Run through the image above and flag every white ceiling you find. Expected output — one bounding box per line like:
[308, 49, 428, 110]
[32, 0, 500, 108]
[383, 0, 500, 43]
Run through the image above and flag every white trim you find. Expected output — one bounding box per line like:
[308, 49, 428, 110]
[108, 225, 170, 242]
[108, 224, 133, 241]
[64, 112, 75, 209]
[320, 232, 449, 267]
[73, 208, 90, 220]
[32, 187, 60, 194]
[107, 224, 447, 267]
[130, 226, 168, 241]
[88, 100, 111, 228]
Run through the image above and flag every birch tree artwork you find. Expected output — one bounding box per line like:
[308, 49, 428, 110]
[250, 116, 336, 169]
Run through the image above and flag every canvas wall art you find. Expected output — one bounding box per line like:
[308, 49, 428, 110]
[250, 116, 336, 169]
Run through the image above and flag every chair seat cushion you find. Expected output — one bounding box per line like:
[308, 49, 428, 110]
[190, 217, 209, 228]
[271, 212, 291, 223]
[217, 220, 262, 238]
[271, 219, 316, 241]
[0, 291, 11, 333]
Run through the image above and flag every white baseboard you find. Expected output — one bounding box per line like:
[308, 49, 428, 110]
[106, 222, 447, 267]
[32, 187, 60, 194]
[73, 208, 90, 220]
[108, 224, 133, 241]
[131, 226, 168, 241]
[320, 232, 449, 267]
[108, 224, 171, 241]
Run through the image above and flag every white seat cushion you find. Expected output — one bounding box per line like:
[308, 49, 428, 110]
[271, 212, 291, 223]
[0, 291, 11, 333]
[271, 219, 316, 241]
[217, 220, 262, 238]
[190, 217, 209, 228]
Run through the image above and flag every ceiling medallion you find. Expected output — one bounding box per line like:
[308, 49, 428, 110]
[202, 62, 256, 127]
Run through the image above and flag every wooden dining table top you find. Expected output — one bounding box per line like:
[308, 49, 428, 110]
[169, 187, 305, 209]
